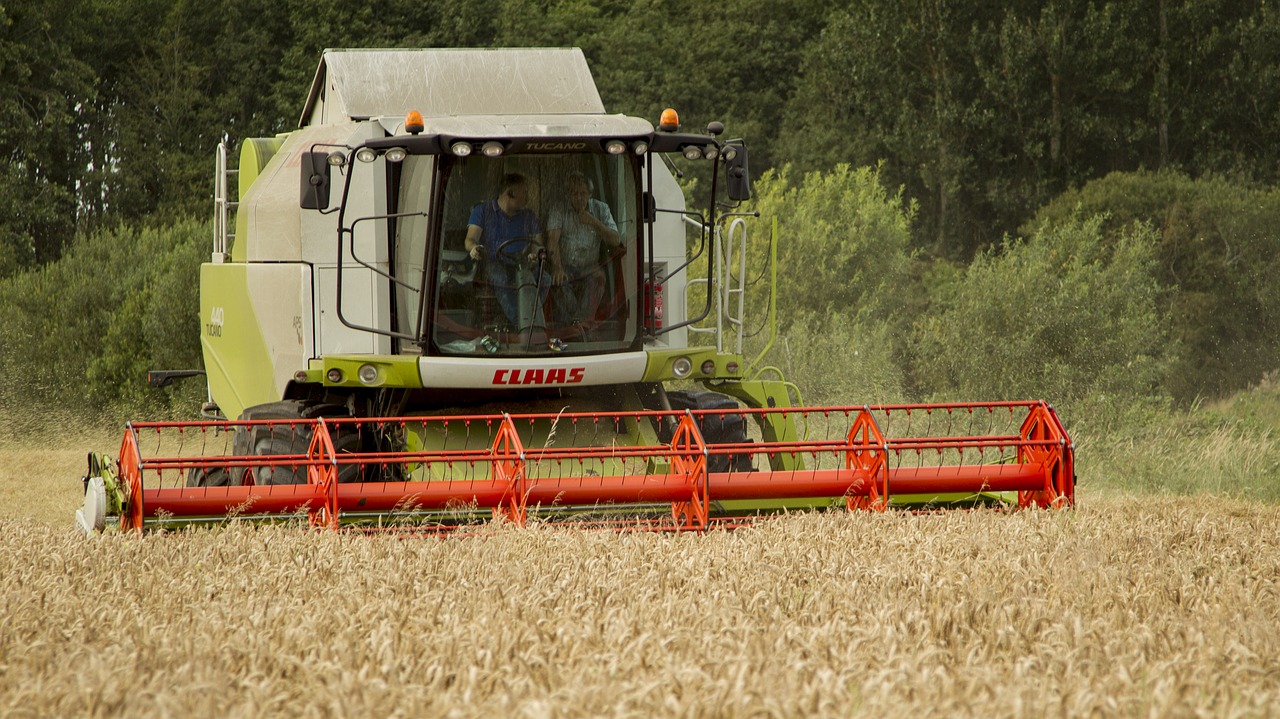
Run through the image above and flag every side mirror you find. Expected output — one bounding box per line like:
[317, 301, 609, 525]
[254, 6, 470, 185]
[300, 151, 331, 210]
[725, 144, 751, 202]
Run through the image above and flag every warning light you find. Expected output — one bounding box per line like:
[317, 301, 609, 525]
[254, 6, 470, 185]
[659, 108, 679, 132]
[405, 110, 424, 135]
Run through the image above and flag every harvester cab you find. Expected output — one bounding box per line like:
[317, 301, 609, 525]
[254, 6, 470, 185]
[203, 49, 757, 425]
[77, 48, 1074, 534]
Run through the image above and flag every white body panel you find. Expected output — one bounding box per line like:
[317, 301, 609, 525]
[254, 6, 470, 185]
[645, 165, 690, 349]
[419, 353, 648, 389]
[250, 265, 314, 395]
[300, 123, 393, 356]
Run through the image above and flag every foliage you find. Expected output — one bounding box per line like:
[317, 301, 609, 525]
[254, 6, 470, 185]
[1028, 170, 1280, 402]
[10, 0, 1280, 269]
[0, 1, 96, 273]
[909, 214, 1170, 424]
[747, 164, 915, 327]
[782, 1, 1280, 256]
[766, 312, 907, 406]
[0, 218, 207, 418]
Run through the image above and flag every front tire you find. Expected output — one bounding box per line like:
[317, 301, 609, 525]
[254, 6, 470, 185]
[187, 400, 365, 486]
[659, 390, 755, 473]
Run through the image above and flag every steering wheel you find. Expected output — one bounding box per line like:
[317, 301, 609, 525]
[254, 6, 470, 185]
[491, 236, 539, 266]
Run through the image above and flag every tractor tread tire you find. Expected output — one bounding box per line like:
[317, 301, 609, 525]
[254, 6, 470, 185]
[661, 390, 755, 473]
[187, 400, 365, 487]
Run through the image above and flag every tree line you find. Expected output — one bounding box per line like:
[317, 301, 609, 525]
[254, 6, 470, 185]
[5, 0, 1280, 274]
[2, 0, 1279, 420]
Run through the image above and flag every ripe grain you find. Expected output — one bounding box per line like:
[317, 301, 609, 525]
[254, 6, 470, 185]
[1, 496, 1277, 717]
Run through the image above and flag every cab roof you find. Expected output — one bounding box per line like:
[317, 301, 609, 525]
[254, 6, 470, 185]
[301, 48, 606, 128]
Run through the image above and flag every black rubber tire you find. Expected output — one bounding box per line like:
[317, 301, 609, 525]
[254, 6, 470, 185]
[660, 390, 755, 473]
[188, 465, 234, 487]
[187, 400, 365, 486]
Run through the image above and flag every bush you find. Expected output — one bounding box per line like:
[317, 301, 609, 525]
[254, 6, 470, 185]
[1027, 170, 1280, 402]
[761, 312, 907, 406]
[0, 217, 207, 418]
[909, 214, 1171, 428]
[747, 164, 915, 327]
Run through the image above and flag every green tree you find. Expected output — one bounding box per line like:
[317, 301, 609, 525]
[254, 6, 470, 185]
[0, 1, 97, 273]
[0, 218, 207, 416]
[747, 163, 915, 327]
[970, 2, 1151, 236]
[782, 1, 988, 255]
[1158, 0, 1280, 178]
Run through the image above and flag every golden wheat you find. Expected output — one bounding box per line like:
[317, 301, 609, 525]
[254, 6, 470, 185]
[0, 495, 1275, 718]
[3, 424, 1278, 717]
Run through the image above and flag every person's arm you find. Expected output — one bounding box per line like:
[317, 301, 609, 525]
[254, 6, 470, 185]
[464, 225, 483, 260]
[586, 201, 621, 248]
[526, 213, 546, 259]
[547, 228, 567, 283]
[528, 231, 547, 262]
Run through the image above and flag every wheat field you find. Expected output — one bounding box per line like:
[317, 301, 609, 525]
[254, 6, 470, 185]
[2, 437, 1279, 717]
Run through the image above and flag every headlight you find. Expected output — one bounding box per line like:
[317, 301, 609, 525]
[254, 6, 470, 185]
[354, 147, 378, 163]
[450, 142, 472, 157]
[701, 360, 716, 375]
[605, 139, 627, 155]
[327, 150, 348, 167]
[703, 146, 719, 161]
[682, 145, 703, 161]
[357, 364, 380, 385]
[632, 141, 649, 155]
[326, 368, 344, 383]
[384, 147, 407, 163]
[481, 141, 504, 157]
[672, 357, 693, 378]
[722, 146, 738, 162]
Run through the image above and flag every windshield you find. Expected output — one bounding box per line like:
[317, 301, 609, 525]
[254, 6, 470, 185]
[428, 152, 640, 356]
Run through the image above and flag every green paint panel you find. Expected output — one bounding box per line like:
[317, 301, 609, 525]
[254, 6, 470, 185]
[201, 263, 304, 421]
[319, 355, 423, 389]
[641, 348, 747, 382]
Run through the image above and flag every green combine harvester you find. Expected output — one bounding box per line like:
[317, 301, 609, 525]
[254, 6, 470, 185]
[77, 48, 1074, 534]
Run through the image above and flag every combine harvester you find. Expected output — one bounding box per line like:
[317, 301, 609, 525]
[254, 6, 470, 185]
[77, 49, 1074, 534]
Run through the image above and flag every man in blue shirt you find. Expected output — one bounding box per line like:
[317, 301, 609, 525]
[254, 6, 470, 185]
[463, 173, 549, 328]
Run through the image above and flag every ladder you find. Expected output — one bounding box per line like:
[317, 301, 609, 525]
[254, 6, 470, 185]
[212, 142, 238, 263]
[686, 215, 749, 355]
